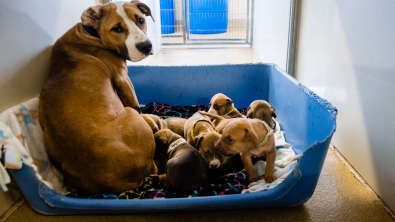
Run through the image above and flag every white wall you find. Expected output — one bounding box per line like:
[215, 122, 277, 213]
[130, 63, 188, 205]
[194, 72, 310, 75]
[296, 0, 395, 212]
[252, 0, 291, 71]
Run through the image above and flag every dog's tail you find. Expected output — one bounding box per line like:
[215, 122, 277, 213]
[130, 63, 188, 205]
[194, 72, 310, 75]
[198, 111, 225, 122]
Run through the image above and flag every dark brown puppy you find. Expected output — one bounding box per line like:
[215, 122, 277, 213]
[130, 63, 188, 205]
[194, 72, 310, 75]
[184, 112, 222, 169]
[215, 118, 277, 183]
[207, 93, 243, 124]
[39, 2, 157, 194]
[246, 100, 276, 128]
[154, 129, 207, 192]
[142, 114, 186, 136]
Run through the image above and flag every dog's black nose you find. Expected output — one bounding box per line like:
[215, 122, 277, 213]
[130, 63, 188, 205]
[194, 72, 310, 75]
[136, 40, 152, 55]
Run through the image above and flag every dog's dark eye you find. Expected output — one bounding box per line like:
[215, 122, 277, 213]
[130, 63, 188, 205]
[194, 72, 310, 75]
[227, 136, 233, 143]
[138, 17, 145, 24]
[111, 25, 123, 33]
[214, 105, 219, 110]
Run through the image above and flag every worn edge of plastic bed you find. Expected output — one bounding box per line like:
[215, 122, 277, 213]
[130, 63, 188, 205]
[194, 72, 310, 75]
[9, 63, 337, 215]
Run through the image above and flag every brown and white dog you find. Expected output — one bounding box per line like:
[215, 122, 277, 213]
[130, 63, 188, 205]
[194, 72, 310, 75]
[207, 93, 244, 125]
[215, 118, 277, 183]
[39, 2, 157, 194]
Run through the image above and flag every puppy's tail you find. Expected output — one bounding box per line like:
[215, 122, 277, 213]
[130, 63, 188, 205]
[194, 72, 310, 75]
[198, 111, 225, 122]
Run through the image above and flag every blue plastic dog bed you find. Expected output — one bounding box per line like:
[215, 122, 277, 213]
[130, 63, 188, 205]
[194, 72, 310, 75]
[10, 63, 336, 215]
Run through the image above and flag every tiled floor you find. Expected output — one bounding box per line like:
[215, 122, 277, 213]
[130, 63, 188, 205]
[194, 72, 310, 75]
[4, 48, 395, 222]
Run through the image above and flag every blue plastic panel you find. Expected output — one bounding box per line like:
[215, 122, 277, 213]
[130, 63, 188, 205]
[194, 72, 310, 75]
[9, 63, 337, 215]
[189, 0, 228, 34]
[160, 0, 175, 34]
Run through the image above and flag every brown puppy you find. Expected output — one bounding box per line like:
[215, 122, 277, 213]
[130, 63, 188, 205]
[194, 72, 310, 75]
[39, 2, 157, 194]
[215, 118, 277, 183]
[184, 112, 222, 169]
[164, 117, 186, 137]
[154, 129, 207, 192]
[207, 93, 243, 122]
[142, 114, 166, 133]
[246, 100, 277, 128]
[142, 114, 186, 136]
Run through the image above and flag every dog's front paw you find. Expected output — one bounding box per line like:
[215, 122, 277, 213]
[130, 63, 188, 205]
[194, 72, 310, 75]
[264, 174, 277, 183]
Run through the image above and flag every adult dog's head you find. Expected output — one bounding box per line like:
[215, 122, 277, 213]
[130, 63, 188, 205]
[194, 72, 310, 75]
[81, 1, 154, 62]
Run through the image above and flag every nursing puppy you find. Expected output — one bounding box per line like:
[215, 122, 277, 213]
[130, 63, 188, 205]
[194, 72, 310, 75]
[184, 112, 222, 169]
[207, 93, 243, 124]
[154, 129, 207, 191]
[215, 118, 277, 183]
[142, 114, 186, 136]
[246, 100, 277, 128]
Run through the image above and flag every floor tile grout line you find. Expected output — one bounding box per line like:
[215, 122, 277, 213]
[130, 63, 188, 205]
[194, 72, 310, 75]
[330, 145, 395, 220]
[0, 196, 25, 222]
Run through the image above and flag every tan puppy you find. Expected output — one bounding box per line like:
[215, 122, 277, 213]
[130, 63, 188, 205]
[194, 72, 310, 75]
[39, 2, 157, 194]
[246, 100, 277, 128]
[184, 112, 222, 169]
[154, 129, 207, 191]
[142, 114, 186, 136]
[142, 114, 166, 133]
[215, 118, 277, 183]
[207, 93, 243, 121]
[164, 117, 186, 137]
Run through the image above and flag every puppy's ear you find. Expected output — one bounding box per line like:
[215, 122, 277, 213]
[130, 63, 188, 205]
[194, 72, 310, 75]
[195, 134, 204, 149]
[134, 2, 155, 22]
[226, 98, 233, 106]
[81, 5, 103, 29]
[271, 107, 277, 118]
[154, 134, 168, 154]
[243, 128, 258, 145]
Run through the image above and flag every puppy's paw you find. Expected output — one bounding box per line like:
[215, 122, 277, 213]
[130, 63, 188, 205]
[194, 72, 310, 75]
[158, 174, 166, 184]
[249, 176, 261, 183]
[264, 174, 277, 183]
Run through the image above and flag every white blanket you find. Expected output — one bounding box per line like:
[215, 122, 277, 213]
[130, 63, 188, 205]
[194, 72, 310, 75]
[0, 97, 300, 195]
[0, 97, 67, 194]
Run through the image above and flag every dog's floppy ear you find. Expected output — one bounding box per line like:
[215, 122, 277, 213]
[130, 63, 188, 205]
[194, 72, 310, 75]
[226, 98, 233, 106]
[226, 98, 233, 111]
[133, 1, 155, 22]
[81, 5, 103, 29]
[271, 106, 277, 118]
[243, 128, 258, 146]
[194, 134, 204, 149]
